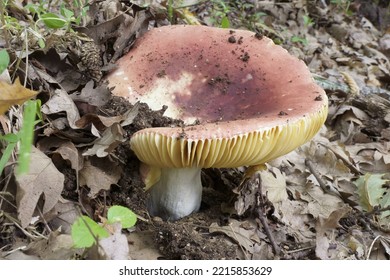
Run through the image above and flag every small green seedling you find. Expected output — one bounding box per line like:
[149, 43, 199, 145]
[0, 100, 42, 176]
[16, 100, 42, 175]
[303, 15, 314, 27]
[291, 35, 308, 46]
[71, 205, 137, 248]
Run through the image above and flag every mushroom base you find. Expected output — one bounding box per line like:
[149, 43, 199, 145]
[147, 167, 202, 221]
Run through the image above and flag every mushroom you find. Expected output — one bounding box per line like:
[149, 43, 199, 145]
[107, 25, 328, 221]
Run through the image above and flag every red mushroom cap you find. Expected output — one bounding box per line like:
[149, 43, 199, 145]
[107, 25, 328, 168]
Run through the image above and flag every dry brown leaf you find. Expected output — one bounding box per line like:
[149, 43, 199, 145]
[345, 142, 390, 172]
[16, 146, 65, 228]
[54, 141, 83, 171]
[82, 123, 125, 157]
[41, 88, 80, 129]
[259, 166, 288, 203]
[75, 102, 139, 130]
[315, 206, 351, 260]
[99, 223, 129, 260]
[70, 80, 110, 107]
[4, 251, 40, 260]
[37, 137, 83, 171]
[79, 156, 122, 197]
[251, 242, 274, 260]
[302, 183, 345, 219]
[0, 78, 38, 115]
[209, 220, 259, 253]
[25, 230, 77, 260]
[46, 199, 79, 234]
[272, 199, 315, 243]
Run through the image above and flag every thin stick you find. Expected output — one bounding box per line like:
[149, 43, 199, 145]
[305, 159, 341, 198]
[255, 173, 281, 256]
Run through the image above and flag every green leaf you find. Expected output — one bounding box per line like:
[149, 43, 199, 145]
[16, 100, 39, 175]
[291, 36, 307, 45]
[107, 205, 137, 229]
[71, 216, 109, 248]
[379, 191, 390, 220]
[0, 142, 16, 175]
[61, 7, 74, 19]
[40, 13, 67, 29]
[303, 15, 314, 27]
[38, 38, 46, 49]
[0, 133, 19, 143]
[0, 49, 10, 75]
[355, 173, 390, 227]
[355, 173, 388, 211]
[25, 4, 41, 15]
[220, 16, 230, 28]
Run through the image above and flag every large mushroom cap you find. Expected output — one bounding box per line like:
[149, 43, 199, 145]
[107, 25, 328, 169]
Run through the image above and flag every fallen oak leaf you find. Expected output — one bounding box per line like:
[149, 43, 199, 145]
[79, 156, 122, 197]
[259, 166, 288, 204]
[209, 220, 259, 253]
[41, 88, 80, 129]
[15, 146, 65, 228]
[0, 78, 38, 115]
[70, 80, 111, 107]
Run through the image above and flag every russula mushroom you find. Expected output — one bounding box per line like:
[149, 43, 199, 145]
[107, 25, 328, 221]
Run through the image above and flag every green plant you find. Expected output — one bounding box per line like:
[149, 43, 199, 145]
[330, 0, 353, 15]
[0, 0, 89, 49]
[26, 1, 89, 31]
[0, 100, 42, 175]
[210, 0, 231, 28]
[291, 35, 308, 46]
[167, 0, 174, 23]
[71, 205, 137, 248]
[303, 15, 314, 27]
[0, 49, 10, 75]
[208, 0, 266, 31]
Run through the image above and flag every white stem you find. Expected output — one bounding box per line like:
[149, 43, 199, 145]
[147, 167, 202, 221]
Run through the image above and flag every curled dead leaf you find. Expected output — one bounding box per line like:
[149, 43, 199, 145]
[0, 78, 38, 115]
[82, 123, 125, 157]
[41, 89, 80, 129]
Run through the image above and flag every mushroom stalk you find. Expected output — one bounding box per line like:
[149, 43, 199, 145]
[147, 167, 202, 221]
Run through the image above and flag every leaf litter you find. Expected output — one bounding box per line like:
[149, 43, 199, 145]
[1, 0, 390, 260]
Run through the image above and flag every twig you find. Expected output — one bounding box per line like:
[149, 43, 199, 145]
[254, 173, 281, 256]
[305, 159, 341, 198]
[318, 142, 361, 175]
[285, 245, 315, 254]
[365, 205, 390, 216]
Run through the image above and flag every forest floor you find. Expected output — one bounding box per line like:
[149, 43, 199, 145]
[1, 0, 390, 260]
